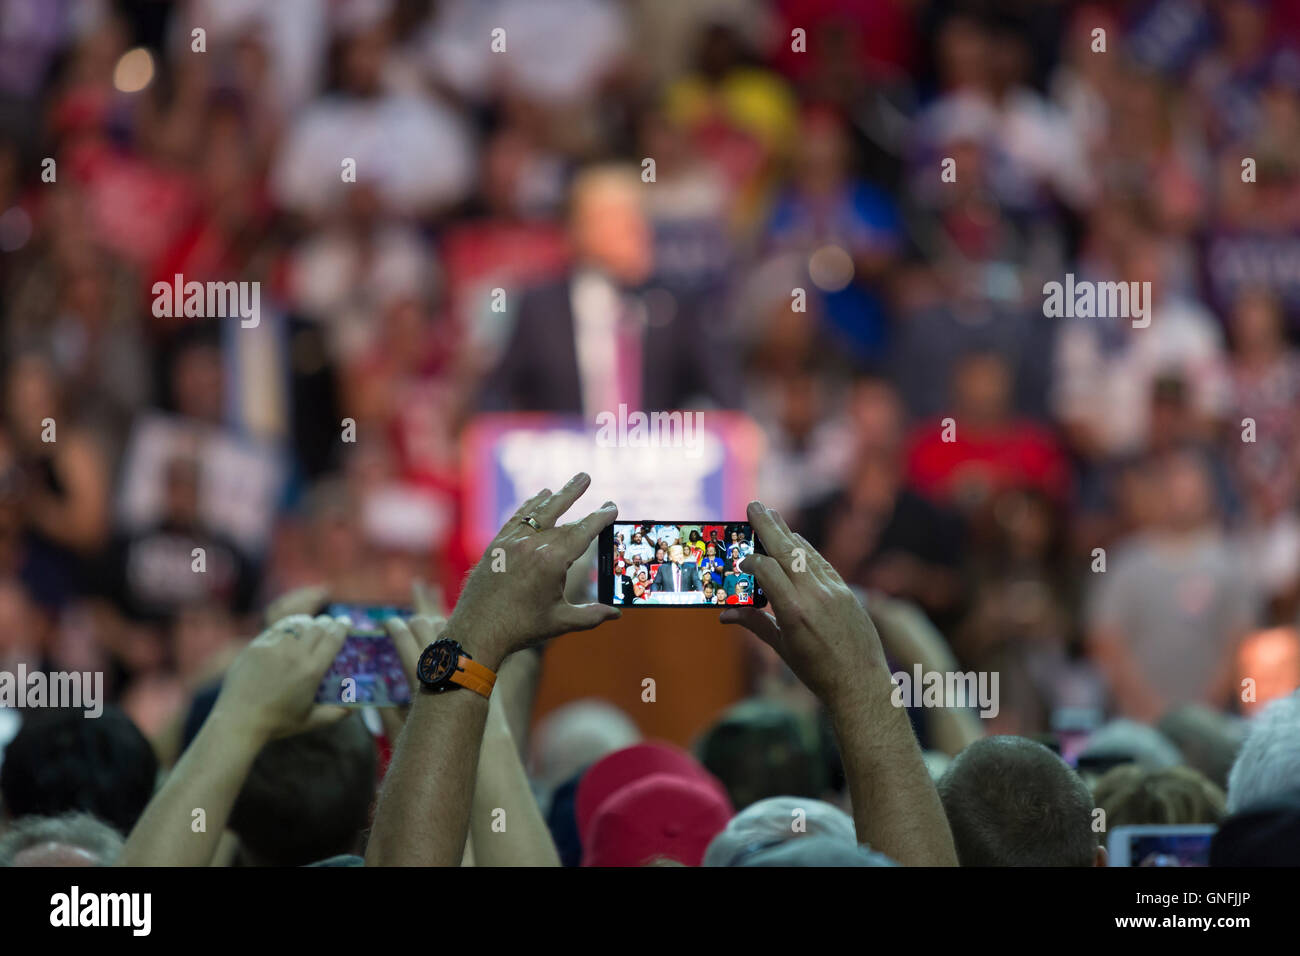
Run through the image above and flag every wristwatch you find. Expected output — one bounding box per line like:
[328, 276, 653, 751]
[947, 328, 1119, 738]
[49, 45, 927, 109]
[416, 638, 497, 699]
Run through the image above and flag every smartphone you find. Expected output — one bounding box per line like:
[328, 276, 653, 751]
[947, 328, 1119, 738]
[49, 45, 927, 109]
[1106, 825, 1217, 867]
[1050, 705, 1103, 769]
[315, 603, 413, 707]
[598, 521, 766, 608]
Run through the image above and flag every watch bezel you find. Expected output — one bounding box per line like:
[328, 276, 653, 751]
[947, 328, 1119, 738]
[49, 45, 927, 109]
[417, 639, 464, 691]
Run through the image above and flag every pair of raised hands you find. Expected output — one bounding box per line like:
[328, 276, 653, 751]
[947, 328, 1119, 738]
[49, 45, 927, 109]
[388, 471, 888, 706]
[220, 472, 890, 741]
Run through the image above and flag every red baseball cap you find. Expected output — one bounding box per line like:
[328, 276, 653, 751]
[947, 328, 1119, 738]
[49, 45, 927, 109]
[582, 773, 733, 867]
[576, 741, 734, 865]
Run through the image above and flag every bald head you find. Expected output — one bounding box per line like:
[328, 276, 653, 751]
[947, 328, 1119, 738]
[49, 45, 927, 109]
[0, 813, 124, 867]
[12, 842, 103, 867]
[938, 737, 1101, 867]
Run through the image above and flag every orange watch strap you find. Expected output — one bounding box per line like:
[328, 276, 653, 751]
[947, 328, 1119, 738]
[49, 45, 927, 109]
[449, 655, 497, 699]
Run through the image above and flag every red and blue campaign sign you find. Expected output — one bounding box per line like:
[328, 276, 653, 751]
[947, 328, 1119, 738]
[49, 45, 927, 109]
[460, 411, 764, 554]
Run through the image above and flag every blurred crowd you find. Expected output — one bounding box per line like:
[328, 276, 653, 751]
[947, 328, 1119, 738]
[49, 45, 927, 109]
[2, 0, 1300, 780]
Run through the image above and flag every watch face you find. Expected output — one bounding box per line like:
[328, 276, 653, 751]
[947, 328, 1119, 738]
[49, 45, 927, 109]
[417, 640, 460, 689]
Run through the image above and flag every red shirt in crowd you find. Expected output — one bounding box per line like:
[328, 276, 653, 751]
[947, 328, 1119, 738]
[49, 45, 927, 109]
[904, 419, 1070, 507]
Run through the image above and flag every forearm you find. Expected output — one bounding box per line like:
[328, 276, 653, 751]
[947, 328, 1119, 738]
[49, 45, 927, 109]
[499, 649, 542, 759]
[829, 664, 959, 867]
[363, 475, 617, 864]
[469, 708, 560, 866]
[877, 607, 983, 757]
[927, 700, 986, 757]
[367, 689, 490, 866]
[1091, 633, 1165, 721]
[907, 622, 984, 755]
[118, 709, 264, 866]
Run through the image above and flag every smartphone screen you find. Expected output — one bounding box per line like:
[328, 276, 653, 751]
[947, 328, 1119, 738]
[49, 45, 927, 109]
[1050, 704, 1103, 769]
[1106, 825, 1217, 867]
[315, 603, 413, 707]
[598, 521, 766, 607]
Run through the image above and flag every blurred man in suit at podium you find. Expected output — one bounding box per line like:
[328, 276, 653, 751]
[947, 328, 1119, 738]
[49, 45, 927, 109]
[481, 165, 739, 415]
[652, 544, 701, 594]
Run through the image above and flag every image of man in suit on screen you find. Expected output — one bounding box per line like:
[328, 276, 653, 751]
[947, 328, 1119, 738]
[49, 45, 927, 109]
[651, 543, 701, 593]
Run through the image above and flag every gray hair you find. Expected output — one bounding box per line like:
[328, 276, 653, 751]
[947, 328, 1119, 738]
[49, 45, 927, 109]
[0, 813, 124, 866]
[1227, 690, 1300, 813]
[1079, 719, 1183, 770]
[529, 699, 642, 791]
[1158, 704, 1247, 791]
[703, 796, 857, 867]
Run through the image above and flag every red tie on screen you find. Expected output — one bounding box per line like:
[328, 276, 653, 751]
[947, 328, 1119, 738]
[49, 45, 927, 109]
[673, 564, 680, 592]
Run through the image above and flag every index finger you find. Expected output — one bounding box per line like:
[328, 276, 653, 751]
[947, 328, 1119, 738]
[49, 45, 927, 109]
[412, 579, 444, 616]
[309, 614, 349, 658]
[747, 502, 797, 569]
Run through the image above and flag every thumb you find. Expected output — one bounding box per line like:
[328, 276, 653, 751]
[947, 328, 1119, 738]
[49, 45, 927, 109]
[556, 602, 622, 634]
[412, 579, 444, 616]
[720, 606, 782, 649]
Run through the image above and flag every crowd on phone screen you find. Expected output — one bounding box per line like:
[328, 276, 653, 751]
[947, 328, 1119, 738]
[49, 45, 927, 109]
[1, 0, 1300, 868]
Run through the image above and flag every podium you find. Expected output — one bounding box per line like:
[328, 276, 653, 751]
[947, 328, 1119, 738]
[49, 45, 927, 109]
[532, 614, 754, 747]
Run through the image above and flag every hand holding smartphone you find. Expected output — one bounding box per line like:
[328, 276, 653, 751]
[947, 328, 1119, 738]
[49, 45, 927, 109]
[314, 603, 414, 706]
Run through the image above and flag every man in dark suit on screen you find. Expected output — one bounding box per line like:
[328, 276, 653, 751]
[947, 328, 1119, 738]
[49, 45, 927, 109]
[651, 544, 701, 593]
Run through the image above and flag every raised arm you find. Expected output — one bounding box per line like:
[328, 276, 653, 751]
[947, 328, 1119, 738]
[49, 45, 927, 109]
[1088, 626, 1168, 723]
[366, 473, 619, 866]
[720, 502, 958, 867]
[118, 614, 348, 866]
[469, 653, 559, 866]
[867, 592, 984, 757]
